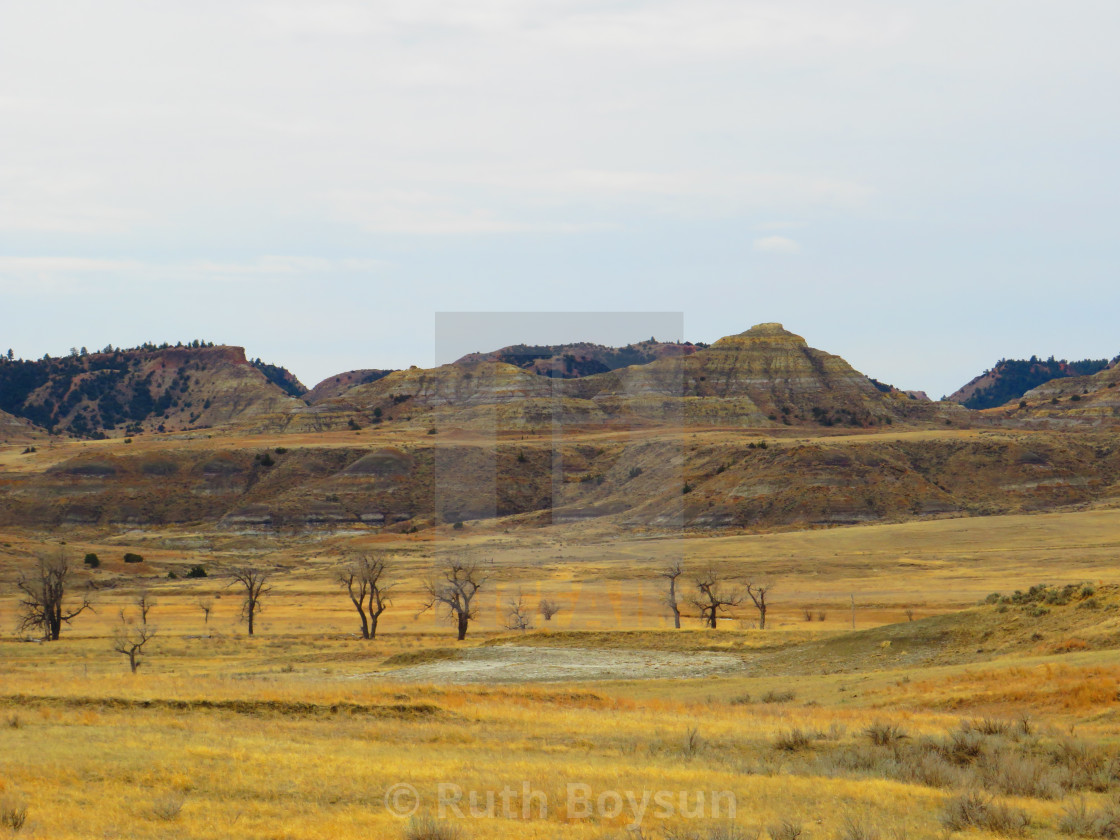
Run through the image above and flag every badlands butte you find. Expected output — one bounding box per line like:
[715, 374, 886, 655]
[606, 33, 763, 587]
[1, 322, 1120, 535]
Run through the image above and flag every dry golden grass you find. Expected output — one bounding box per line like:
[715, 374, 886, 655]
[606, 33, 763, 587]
[2, 637, 1117, 839]
[2, 559, 1120, 838]
[0, 633, 1057, 840]
[4, 440, 1120, 838]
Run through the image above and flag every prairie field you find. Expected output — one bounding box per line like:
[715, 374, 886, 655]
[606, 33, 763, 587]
[3, 500, 1120, 840]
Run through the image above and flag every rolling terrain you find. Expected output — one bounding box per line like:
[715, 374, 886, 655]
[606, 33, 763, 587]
[3, 504, 1120, 838]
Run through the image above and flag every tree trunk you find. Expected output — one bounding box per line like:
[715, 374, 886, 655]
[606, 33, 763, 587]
[457, 613, 469, 641]
[368, 614, 379, 640]
[758, 605, 766, 630]
[706, 609, 717, 629]
[247, 608, 255, 637]
[129, 651, 139, 673]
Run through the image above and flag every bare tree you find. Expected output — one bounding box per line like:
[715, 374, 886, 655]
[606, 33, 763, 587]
[135, 591, 155, 625]
[420, 559, 486, 640]
[506, 594, 533, 631]
[228, 566, 271, 637]
[691, 567, 743, 629]
[537, 599, 562, 622]
[195, 598, 213, 627]
[745, 580, 774, 630]
[17, 552, 92, 641]
[112, 608, 156, 673]
[658, 561, 685, 629]
[338, 553, 393, 639]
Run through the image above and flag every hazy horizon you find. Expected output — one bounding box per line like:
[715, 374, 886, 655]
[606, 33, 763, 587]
[6, 316, 1116, 402]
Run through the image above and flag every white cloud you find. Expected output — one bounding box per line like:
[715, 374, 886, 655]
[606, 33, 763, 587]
[0, 167, 139, 233]
[256, 3, 383, 37]
[752, 235, 801, 254]
[522, 169, 871, 207]
[0, 256, 387, 297]
[324, 189, 599, 235]
[0, 257, 140, 273]
[541, 2, 910, 58]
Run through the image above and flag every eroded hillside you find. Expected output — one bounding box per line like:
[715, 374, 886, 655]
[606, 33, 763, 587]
[2, 428, 1118, 533]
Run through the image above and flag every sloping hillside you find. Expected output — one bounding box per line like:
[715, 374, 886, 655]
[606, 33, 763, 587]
[949, 356, 1113, 409]
[733, 582, 1120, 678]
[1009, 361, 1120, 421]
[3, 428, 1118, 532]
[305, 369, 394, 403]
[0, 408, 40, 443]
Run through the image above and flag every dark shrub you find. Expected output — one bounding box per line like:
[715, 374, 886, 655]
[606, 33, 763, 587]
[941, 792, 1030, 835]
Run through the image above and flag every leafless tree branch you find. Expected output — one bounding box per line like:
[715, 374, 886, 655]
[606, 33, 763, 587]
[658, 560, 685, 629]
[691, 567, 743, 629]
[419, 559, 487, 640]
[17, 551, 92, 641]
[338, 552, 393, 639]
[228, 566, 271, 637]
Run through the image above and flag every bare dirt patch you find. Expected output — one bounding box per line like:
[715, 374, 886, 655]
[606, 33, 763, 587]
[367, 644, 745, 684]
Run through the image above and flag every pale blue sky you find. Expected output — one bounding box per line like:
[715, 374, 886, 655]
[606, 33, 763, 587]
[2, 1, 1118, 397]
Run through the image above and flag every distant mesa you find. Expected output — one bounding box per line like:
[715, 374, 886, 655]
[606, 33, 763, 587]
[0, 343, 305, 439]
